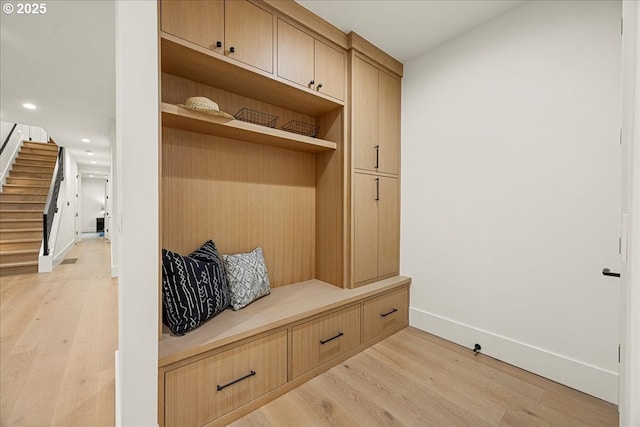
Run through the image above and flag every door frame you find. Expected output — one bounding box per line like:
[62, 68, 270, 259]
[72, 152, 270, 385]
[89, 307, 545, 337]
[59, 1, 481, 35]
[619, 2, 639, 425]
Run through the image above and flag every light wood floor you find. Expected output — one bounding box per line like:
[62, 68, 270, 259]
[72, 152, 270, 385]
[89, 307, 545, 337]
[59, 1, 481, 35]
[232, 327, 618, 427]
[1, 238, 618, 427]
[1, 237, 116, 426]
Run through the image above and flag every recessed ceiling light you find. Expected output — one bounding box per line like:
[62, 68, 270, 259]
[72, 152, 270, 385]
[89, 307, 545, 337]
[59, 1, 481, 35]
[85, 149, 94, 156]
[22, 103, 37, 110]
[82, 138, 90, 143]
[89, 174, 94, 178]
[91, 161, 97, 164]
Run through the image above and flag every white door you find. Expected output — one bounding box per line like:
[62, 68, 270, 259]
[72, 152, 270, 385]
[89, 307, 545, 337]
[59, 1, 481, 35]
[74, 171, 80, 243]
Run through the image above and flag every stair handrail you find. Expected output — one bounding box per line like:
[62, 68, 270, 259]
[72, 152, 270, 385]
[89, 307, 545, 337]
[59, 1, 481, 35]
[0, 123, 18, 156]
[42, 146, 64, 256]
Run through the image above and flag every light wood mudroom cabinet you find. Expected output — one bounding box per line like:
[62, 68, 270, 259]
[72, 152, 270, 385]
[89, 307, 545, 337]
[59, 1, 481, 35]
[352, 55, 401, 175]
[350, 35, 403, 286]
[161, 0, 274, 73]
[277, 19, 345, 100]
[157, 2, 408, 426]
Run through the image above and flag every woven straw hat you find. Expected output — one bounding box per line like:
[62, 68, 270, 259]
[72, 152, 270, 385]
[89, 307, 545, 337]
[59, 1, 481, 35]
[181, 97, 234, 119]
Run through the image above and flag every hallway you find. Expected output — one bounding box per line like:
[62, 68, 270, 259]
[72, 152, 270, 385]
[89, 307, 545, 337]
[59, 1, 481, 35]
[0, 238, 116, 426]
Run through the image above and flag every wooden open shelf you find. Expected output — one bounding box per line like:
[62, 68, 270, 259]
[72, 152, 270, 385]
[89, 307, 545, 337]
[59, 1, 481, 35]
[161, 103, 337, 153]
[160, 33, 344, 117]
[158, 276, 411, 367]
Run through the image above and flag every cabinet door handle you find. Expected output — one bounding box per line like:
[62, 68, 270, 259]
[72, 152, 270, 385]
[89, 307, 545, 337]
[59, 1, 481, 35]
[375, 145, 379, 169]
[216, 370, 256, 391]
[229, 46, 235, 53]
[216, 41, 222, 48]
[375, 177, 380, 201]
[309, 80, 315, 88]
[320, 332, 344, 345]
[316, 83, 323, 90]
[380, 308, 398, 318]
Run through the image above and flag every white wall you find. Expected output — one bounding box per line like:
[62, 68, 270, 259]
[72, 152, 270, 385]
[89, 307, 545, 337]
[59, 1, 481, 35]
[115, 1, 158, 425]
[53, 150, 78, 261]
[1, 123, 47, 187]
[402, 1, 621, 403]
[80, 176, 106, 233]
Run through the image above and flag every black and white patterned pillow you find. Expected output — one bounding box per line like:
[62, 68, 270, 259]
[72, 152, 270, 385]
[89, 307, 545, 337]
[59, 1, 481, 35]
[223, 247, 271, 310]
[162, 245, 230, 335]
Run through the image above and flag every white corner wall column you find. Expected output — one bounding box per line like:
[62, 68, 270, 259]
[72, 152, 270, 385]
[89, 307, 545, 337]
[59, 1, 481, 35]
[402, 0, 622, 404]
[115, 1, 158, 426]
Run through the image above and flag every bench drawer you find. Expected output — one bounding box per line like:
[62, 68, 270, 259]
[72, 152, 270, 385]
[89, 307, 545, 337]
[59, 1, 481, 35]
[164, 331, 287, 427]
[291, 304, 361, 378]
[363, 287, 408, 342]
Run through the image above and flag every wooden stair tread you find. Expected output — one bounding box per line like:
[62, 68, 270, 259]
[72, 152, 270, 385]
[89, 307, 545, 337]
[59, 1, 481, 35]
[0, 201, 45, 204]
[0, 228, 42, 232]
[0, 238, 41, 243]
[0, 219, 40, 223]
[0, 261, 38, 268]
[0, 249, 39, 255]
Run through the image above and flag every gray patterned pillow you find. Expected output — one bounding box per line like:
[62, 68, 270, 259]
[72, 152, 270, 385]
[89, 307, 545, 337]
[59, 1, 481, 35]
[223, 247, 271, 310]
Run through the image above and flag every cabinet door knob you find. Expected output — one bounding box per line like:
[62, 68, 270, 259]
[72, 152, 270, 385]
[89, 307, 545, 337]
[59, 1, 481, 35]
[316, 83, 323, 90]
[229, 46, 235, 53]
[309, 80, 315, 87]
[216, 41, 222, 48]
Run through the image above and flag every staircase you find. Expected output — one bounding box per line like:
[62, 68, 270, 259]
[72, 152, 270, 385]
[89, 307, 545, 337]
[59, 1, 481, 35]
[0, 141, 58, 276]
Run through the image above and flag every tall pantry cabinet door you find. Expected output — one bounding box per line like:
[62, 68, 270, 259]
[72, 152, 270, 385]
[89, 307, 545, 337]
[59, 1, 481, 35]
[378, 71, 400, 175]
[353, 173, 379, 284]
[314, 40, 345, 101]
[377, 176, 400, 278]
[225, 0, 274, 73]
[160, 0, 224, 52]
[277, 19, 315, 88]
[353, 56, 379, 172]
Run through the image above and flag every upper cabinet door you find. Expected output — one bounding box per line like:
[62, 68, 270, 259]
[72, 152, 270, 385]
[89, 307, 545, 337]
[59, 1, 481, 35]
[161, 0, 224, 52]
[277, 19, 314, 88]
[378, 70, 400, 175]
[225, 0, 274, 73]
[314, 40, 345, 101]
[353, 57, 379, 172]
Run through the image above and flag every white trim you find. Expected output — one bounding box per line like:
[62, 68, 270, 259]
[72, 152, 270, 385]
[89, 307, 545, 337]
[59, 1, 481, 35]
[115, 350, 121, 427]
[111, 265, 118, 278]
[410, 307, 619, 404]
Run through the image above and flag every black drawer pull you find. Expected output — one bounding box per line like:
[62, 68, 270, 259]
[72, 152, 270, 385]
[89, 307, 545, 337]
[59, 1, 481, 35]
[216, 370, 256, 391]
[380, 308, 398, 318]
[320, 332, 344, 345]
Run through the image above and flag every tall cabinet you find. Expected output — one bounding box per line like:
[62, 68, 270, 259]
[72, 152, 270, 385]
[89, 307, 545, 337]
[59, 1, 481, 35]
[349, 35, 402, 287]
[157, 2, 407, 426]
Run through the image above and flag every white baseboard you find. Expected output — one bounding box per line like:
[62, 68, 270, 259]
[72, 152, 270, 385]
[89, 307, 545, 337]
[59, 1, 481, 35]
[53, 240, 75, 266]
[410, 307, 618, 404]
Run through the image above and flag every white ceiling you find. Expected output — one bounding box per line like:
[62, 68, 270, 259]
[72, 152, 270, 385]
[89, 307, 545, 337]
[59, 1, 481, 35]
[0, 1, 524, 177]
[297, 0, 525, 62]
[0, 0, 114, 175]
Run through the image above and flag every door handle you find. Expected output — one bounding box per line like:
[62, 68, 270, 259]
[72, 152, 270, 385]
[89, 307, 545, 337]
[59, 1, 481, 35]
[602, 268, 620, 277]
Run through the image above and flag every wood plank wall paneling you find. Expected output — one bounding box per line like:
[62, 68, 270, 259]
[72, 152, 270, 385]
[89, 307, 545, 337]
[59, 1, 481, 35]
[161, 127, 316, 287]
[162, 73, 336, 142]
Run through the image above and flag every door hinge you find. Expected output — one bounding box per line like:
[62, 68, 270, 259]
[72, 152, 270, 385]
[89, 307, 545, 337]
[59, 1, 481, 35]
[619, 344, 621, 363]
[621, 17, 624, 36]
[620, 128, 623, 145]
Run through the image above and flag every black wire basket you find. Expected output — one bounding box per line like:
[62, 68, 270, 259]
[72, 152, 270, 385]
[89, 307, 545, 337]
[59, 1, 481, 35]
[281, 120, 319, 138]
[234, 108, 278, 128]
